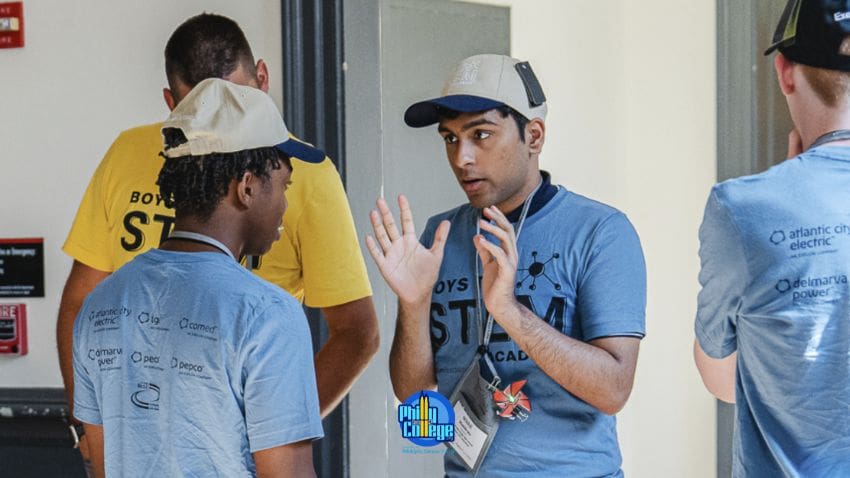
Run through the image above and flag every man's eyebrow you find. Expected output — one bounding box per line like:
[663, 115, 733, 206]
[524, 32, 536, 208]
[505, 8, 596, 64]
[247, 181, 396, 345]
[438, 118, 498, 134]
[461, 118, 497, 130]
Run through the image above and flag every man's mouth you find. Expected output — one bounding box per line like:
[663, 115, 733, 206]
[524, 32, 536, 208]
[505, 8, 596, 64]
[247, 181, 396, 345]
[461, 178, 485, 193]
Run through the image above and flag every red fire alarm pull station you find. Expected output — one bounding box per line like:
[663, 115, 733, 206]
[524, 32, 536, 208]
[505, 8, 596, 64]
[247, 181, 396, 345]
[0, 303, 27, 355]
[0, 2, 24, 49]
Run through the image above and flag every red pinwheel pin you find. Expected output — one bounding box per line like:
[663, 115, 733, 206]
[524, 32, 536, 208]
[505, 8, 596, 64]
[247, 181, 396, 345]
[493, 379, 531, 421]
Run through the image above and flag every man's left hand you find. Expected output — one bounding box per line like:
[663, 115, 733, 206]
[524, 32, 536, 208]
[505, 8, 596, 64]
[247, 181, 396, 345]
[473, 206, 520, 317]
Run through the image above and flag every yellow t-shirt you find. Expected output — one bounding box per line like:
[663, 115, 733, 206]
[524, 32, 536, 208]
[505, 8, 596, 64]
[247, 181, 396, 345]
[64, 122, 372, 308]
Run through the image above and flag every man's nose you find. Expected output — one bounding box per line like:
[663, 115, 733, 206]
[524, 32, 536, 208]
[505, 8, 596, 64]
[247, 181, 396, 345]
[450, 141, 475, 168]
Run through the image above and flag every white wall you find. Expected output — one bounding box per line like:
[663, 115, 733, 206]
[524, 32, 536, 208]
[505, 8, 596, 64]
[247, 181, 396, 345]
[462, 0, 719, 476]
[0, 0, 282, 387]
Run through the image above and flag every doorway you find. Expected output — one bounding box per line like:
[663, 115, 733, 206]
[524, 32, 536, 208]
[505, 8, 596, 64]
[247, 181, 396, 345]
[715, 1, 792, 476]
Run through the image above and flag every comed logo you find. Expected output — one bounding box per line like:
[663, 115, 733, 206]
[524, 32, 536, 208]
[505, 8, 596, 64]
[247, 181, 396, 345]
[397, 390, 454, 446]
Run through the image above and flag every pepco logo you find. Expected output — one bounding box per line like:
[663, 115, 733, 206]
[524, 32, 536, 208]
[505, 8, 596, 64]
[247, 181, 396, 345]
[131, 351, 159, 365]
[171, 357, 204, 373]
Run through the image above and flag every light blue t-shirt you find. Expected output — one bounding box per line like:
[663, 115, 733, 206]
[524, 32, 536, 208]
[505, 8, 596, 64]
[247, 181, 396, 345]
[73, 249, 323, 477]
[420, 187, 646, 478]
[696, 147, 850, 477]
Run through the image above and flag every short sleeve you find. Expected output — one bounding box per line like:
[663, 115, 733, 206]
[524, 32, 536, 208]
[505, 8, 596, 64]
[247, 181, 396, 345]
[241, 299, 324, 452]
[72, 303, 102, 425]
[576, 213, 647, 341]
[695, 190, 748, 359]
[296, 159, 372, 307]
[63, 144, 116, 273]
[419, 216, 438, 249]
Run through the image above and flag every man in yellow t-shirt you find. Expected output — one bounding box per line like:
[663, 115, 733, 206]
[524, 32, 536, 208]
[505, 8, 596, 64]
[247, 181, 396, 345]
[58, 13, 378, 462]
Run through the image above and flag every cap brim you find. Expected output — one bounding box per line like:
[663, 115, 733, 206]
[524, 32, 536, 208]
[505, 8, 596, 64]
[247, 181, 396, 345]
[764, 41, 782, 56]
[276, 138, 326, 163]
[404, 95, 506, 127]
[764, 0, 801, 56]
[764, 38, 794, 56]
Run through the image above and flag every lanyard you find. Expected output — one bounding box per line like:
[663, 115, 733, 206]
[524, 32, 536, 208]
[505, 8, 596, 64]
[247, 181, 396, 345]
[808, 129, 850, 150]
[168, 230, 236, 262]
[473, 180, 542, 388]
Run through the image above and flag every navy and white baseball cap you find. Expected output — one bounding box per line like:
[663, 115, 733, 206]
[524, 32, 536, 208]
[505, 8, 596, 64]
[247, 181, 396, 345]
[404, 54, 547, 128]
[765, 0, 850, 72]
[161, 78, 325, 162]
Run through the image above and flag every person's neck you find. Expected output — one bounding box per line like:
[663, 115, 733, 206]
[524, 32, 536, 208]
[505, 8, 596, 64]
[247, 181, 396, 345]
[799, 107, 850, 150]
[494, 171, 543, 215]
[502, 171, 558, 222]
[160, 217, 241, 259]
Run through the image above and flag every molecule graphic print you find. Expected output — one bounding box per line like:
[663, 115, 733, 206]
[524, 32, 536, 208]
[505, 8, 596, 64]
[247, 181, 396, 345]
[516, 251, 562, 291]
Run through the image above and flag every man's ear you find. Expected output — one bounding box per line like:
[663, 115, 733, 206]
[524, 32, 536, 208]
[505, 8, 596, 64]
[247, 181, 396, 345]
[163, 88, 177, 111]
[255, 59, 270, 93]
[235, 172, 257, 208]
[775, 53, 797, 96]
[527, 118, 546, 154]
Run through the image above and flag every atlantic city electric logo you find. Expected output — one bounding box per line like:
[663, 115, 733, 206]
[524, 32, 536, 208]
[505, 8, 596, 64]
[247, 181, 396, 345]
[397, 390, 455, 446]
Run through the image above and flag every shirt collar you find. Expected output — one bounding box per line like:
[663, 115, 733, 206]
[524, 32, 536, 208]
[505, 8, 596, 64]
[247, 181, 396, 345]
[504, 170, 557, 222]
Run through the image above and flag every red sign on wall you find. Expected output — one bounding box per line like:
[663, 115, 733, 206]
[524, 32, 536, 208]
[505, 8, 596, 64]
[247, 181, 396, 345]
[0, 303, 27, 355]
[0, 2, 24, 49]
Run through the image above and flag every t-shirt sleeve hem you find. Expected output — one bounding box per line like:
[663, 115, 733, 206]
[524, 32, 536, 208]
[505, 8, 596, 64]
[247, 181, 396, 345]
[695, 321, 737, 359]
[73, 405, 102, 425]
[303, 284, 373, 309]
[62, 242, 113, 272]
[582, 315, 646, 342]
[249, 422, 325, 452]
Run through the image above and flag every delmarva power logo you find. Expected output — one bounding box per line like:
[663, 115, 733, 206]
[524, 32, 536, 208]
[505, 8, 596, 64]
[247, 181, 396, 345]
[397, 390, 455, 446]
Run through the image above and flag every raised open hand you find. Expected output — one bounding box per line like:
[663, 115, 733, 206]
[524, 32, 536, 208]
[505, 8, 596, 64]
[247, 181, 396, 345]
[366, 195, 450, 305]
[473, 206, 520, 317]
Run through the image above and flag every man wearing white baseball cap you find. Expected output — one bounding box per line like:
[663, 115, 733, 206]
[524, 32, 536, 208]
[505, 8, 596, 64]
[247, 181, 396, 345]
[72, 78, 322, 478]
[368, 54, 647, 476]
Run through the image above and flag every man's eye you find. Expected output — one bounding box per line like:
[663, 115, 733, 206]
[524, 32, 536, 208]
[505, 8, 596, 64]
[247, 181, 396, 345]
[474, 131, 492, 140]
[443, 135, 458, 144]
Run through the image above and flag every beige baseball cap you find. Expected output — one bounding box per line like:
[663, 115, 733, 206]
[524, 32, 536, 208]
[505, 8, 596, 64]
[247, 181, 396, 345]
[404, 54, 547, 127]
[161, 78, 325, 162]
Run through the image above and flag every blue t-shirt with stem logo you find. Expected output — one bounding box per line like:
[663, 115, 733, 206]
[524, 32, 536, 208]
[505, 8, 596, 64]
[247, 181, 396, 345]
[696, 146, 850, 477]
[73, 249, 323, 477]
[420, 187, 646, 477]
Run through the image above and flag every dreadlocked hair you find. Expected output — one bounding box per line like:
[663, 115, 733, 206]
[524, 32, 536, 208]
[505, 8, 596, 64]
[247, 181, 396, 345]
[157, 146, 291, 222]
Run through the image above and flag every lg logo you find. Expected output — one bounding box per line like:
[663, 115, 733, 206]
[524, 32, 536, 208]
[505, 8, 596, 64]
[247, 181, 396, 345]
[137, 312, 161, 326]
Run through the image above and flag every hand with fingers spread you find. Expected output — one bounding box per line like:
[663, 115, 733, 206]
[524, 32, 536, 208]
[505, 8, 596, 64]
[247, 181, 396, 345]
[366, 195, 451, 306]
[473, 205, 520, 317]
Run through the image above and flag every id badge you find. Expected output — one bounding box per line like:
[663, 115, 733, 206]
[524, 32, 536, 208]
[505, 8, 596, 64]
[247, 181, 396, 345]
[447, 354, 499, 473]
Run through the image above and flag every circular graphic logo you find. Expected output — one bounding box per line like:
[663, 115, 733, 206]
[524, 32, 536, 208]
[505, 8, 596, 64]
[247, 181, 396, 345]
[397, 390, 455, 447]
[776, 279, 792, 293]
[770, 230, 786, 245]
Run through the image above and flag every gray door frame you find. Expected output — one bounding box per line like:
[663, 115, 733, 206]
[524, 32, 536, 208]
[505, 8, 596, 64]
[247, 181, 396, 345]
[280, 1, 348, 476]
[715, 1, 792, 476]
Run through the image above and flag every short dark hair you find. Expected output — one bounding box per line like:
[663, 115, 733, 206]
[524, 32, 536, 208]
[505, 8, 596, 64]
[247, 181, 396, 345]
[435, 105, 529, 142]
[157, 147, 291, 222]
[164, 13, 256, 91]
